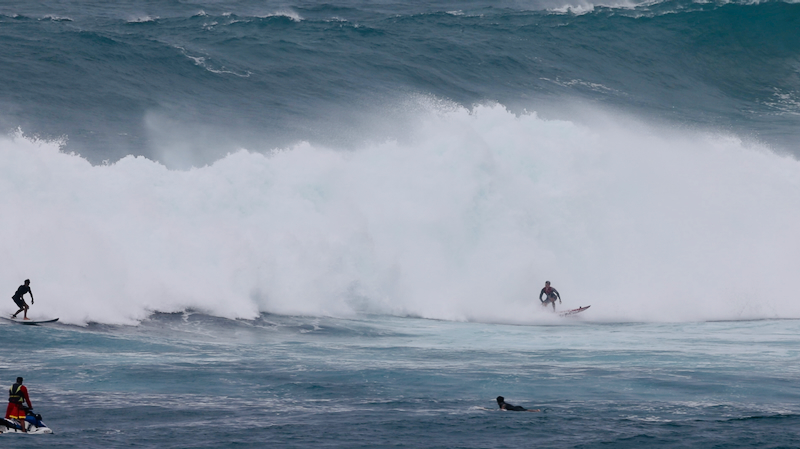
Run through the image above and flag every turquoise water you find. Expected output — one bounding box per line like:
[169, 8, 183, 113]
[3, 315, 800, 447]
[1, 0, 799, 446]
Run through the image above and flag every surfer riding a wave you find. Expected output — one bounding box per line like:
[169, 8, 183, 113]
[11, 280, 34, 321]
[539, 281, 561, 311]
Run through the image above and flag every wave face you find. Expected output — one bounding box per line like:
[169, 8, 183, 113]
[2, 104, 799, 325]
[1, 0, 799, 324]
[0, 0, 798, 164]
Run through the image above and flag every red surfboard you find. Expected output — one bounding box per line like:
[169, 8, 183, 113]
[559, 306, 590, 317]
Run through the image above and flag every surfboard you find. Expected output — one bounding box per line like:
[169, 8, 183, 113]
[2, 317, 59, 325]
[559, 306, 590, 317]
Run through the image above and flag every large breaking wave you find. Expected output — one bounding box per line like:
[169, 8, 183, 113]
[2, 103, 798, 325]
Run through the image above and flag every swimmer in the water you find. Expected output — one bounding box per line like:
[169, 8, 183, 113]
[496, 396, 540, 412]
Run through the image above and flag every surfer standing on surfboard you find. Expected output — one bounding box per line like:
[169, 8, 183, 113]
[11, 280, 34, 321]
[539, 281, 561, 311]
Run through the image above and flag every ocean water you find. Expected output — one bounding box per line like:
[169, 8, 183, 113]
[3, 315, 800, 447]
[1, 0, 799, 446]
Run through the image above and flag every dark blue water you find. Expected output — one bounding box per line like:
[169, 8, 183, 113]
[2, 315, 800, 447]
[1, 0, 798, 165]
[2, 0, 800, 446]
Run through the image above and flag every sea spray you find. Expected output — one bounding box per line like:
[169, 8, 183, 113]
[1, 104, 799, 325]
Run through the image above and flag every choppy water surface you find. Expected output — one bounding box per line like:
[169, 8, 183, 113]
[2, 315, 799, 447]
[1, 0, 799, 446]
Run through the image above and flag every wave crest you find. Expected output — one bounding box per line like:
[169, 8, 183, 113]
[2, 105, 799, 325]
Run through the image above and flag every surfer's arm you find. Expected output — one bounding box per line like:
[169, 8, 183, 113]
[539, 289, 545, 301]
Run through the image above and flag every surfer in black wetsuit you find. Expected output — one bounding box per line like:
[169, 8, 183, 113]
[496, 396, 539, 412]
[11, 280, 34, 321]
[539, 281, 560, 311]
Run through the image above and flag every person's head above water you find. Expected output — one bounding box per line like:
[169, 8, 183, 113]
[24, 279, 30, 285]
[545, 281, 550, 285]
[496, 396, 505, 404]
[16, 377, 23, 384]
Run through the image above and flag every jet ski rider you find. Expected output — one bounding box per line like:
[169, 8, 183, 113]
[539, 281, 561, 311]
[6, 377, 33, 432]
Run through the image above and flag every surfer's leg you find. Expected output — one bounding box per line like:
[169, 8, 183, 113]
[11, 299, 23, 318]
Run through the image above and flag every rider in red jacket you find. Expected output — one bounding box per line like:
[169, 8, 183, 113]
[6, 377, 32, 432]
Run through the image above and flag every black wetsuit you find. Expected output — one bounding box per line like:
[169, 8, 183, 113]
[12, 285, 30, 308]
[499, 401, 527, 411]
[539, 286, 560, 303]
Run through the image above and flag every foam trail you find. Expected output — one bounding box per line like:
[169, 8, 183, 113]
[1, 104, 799, 325]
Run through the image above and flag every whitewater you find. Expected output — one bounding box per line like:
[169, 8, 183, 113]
[2, 104, 799, 325]
[2, 0, 800, 446]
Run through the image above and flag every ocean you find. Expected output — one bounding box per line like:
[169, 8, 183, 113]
[1, 0, 799, 446]
[4, 315, 800, 447]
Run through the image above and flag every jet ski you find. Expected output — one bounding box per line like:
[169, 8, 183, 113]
[0, 410, 53, 434]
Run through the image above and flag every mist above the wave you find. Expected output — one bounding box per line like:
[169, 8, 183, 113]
[1, 103, 798, 325]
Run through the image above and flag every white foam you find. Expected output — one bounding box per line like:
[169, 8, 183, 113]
[174, 46, 251, 77]
[762, 88, 800, 116]
[546, 0, 646, 14]
[540, 77, 620, 94]
[127, 15, 158, 23]
[41, 15, 73, 22]
[1, 104, 799, 325]
[259, 10, 303, 22]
